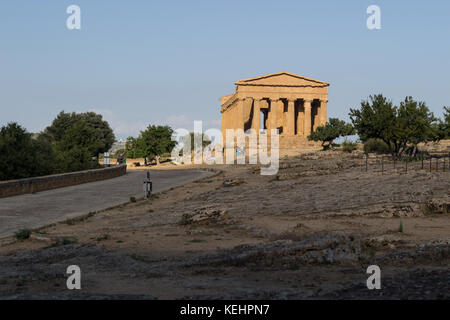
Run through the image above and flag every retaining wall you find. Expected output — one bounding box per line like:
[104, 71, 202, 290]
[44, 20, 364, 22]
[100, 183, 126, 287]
[0, 165, 127, 198]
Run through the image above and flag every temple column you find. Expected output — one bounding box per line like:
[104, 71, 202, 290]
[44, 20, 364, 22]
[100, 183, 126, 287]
[243, 97, 253, 127]
[286, 98, 296, 135]
[270, 98, 279, 132]
[236, 98, 245, 130]
[320, 99, 328, 126]
[303, 99, 312, 136]
[252, 99, 260, 132]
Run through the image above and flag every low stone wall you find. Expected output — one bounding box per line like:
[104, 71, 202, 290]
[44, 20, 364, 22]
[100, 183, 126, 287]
[0, 165, 127, 199]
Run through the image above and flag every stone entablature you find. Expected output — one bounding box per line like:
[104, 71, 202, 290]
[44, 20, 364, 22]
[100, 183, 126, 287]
[220, 72, 330, 140]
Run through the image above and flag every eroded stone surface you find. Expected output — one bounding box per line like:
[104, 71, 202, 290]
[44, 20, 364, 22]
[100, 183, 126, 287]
[0, 149, 449, 299]
[189, 233, 361, 268]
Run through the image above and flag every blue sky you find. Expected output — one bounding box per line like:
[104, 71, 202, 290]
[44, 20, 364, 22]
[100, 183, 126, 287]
[1, 0, 449, 139]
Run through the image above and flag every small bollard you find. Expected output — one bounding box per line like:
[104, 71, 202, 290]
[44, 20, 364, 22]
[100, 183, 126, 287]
[143, 171, 152, 199]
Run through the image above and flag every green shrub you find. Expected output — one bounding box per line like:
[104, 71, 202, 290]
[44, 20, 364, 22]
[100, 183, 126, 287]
[363, 138, 390, 154]
[308, 118, 355, 150]
[14, 229, 32, 241]
[398, 221, 404, 233]
[342, 140, 358, 153]
[130, 196, 137, 203]
[48, 237, 78, 248]
[0, 123, 55, 180]
[96, 234, 110, 242]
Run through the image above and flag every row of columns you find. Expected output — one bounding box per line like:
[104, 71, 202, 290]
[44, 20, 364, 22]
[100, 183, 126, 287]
[247, 98, 327, 136]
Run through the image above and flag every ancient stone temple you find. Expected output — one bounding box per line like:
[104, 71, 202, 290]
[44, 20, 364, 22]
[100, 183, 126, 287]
[220, 71, 329, 152]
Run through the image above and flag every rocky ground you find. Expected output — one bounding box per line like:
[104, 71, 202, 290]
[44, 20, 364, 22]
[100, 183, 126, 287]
[0, 148, 449, 300]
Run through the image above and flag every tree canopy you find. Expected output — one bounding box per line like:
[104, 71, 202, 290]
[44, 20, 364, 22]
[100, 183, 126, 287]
[44, 111, 115, 155]
[0, 123, 55, 180]
[53, 120, 101, 172]
[437, 107, 450, 140]
[126, 125, 176, 159]
[349, 94, 397, 144]
[0, 111, 116, 181]
[349, 95, 438, 157]
[307, 118, 355, 149]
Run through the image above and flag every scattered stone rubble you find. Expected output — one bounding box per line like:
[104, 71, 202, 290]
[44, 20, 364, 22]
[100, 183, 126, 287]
[180, 206, 228, 225]
[423, 198, 450, 215]
[188, 233, 361, 268]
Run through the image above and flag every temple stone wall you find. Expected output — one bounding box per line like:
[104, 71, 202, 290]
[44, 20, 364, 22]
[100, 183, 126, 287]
[220, 71, 330, 154]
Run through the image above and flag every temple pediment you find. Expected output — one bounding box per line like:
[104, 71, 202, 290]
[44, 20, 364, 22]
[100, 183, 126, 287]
[235, 71, 329, 88]
[221, 72, 329, 141]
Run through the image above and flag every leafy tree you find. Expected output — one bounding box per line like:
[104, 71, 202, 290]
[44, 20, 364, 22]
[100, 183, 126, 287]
[0, 123, 55, 180]
[125, 136, 143, 158]
[307, 118, 355, 149]
[126, 125, 176, 159]
[43, 111, 74, 142]
[437, 107, 450, 139]
[395, 97, 437, 155]
[0, 113, 116, 180]
[79, 112, 115, 154]
[53, 120, 100, 173]
[182, 132, 211, 152]
[44, 111, 115, 155]
[30, 135, 57, 176]
[350, 95, 438, 157]
[349, 94, 397, 146]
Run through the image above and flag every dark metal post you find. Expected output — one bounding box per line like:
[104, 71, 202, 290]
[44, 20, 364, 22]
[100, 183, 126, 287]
[394, 157, 396, 169]
[421, 153, 424, 170]
[436, 157, 439, 172]
[143, 171, 152, 199]
[405, 158, 408, 173]
[381, 156, 384, 174]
